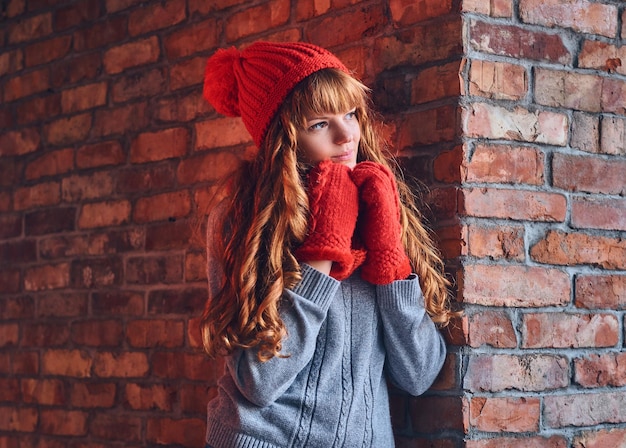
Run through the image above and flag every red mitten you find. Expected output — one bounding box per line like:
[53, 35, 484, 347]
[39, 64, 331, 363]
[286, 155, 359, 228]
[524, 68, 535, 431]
[295, 161, 359, 280]
[350, 162, 411, 285]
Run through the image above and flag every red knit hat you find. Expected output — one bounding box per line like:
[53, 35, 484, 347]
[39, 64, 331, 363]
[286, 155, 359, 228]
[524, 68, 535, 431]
[202, 41, 349, 148]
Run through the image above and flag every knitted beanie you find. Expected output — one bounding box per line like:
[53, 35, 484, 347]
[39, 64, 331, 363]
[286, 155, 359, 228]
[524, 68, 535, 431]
[202, 41, 349, 148]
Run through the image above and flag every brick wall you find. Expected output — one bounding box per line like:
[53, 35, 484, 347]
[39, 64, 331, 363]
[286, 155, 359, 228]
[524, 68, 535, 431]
[0, 0, 624, 447]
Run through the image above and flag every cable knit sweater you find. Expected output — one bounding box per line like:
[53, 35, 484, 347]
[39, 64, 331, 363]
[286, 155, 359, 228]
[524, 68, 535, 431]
[204, 214, 447, 448]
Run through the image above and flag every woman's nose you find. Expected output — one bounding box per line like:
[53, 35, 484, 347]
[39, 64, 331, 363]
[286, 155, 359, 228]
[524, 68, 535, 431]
[333, 122, 353, 144]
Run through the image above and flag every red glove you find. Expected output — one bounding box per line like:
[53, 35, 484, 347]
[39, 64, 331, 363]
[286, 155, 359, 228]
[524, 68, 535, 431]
[295, 161, 359, 280]
[350, 162, 411, 285]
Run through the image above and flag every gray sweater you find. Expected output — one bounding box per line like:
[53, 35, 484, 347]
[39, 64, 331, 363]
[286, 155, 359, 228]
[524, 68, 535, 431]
[204, 255, 447, 447]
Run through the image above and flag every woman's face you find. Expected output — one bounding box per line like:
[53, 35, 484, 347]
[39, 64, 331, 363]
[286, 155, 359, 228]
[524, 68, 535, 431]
[297, 109, 360, 169]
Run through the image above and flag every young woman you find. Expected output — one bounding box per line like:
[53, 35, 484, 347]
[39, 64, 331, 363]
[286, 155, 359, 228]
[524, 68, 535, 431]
[201, 41, 454, 448]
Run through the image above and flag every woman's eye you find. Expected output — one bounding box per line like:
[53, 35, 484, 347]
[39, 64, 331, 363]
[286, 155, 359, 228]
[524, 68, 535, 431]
[346, 110, 357, 119]
[309, 121, 327, 131]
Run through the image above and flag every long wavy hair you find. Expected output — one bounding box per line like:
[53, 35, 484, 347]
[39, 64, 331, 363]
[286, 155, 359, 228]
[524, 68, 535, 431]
[201, 68, 454, 361]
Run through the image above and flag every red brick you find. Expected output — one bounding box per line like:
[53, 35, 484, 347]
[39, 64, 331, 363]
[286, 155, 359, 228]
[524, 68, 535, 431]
[411, 61, 462, 104]
[24, 35, 71, 67]
[151, 351, 216, 381]
[125, 254, 184, 284]
[70, 257, 123, 288]
[470, 396, 540, 432]
[14, 91, 58, 125]
[147, 287, 206, 314]
[410, 396, 466, 432]
[76, 140, 125, 168]
[467, 436, 567, 448]
[462, 264, 570, 307]
[0, 406, 38, 432]
[42, 349, 92, 377]
[0, 239, 37, 264]
[462, 0, 512, 17]
[62, 171, 115, 202]
[188, 0, 246, 15]
[103, 36, 160, 74]
[396, 105, 459, 148]
[469, 20, 570, 64]
[24, 262, 70, 291]
[0, 213, 24, 239]
[8, 12, 52, 43]
[535, 68, 603, 112]
[106, 0, 144, 13]
[468, 60, 527, 100]
[93, 102, 149, 137]
[55, 1, 101, 30]
[195, 116, 251, 149]
[574, 353, 626, 388]
[73, 15, 127, 51]
[464, 103, 568, 145]
[576, 275, 626, 310]
[465, 354, 568, 392]
[177, 151, 241, 184]
[78, 200, 131, 229]
[0, 378, 19, 401]
[164, 18, 217, 59]
[72, 320, 123, 347]
[572, 197, 626, 231]
[225, 0, 290, 41]
[13, 181, 60, 211]
[129, 0, 185, 36]
[10, 351, 39, 375]
[601, 77, 626, 115]
[0, 269, 21, 294]
[130, 127, 189, 163]
[522, 313, 619, 348]
[0, 296, 34, 319]
[571, 111, 599, 154]
[61, 82, 107, 113]
[0, 48, 23, 76]
[179, 383, 210, 413]
[44, 113, 92, 146]
[40, 228, 143, 259]
[70, 382, 116, 408]
[600, 115, 626, 155]
[3, 68, 50, 102]
[0, 324, 18, 348]
[579, 40, 626, 77]
[389, 0, 452, 24]
[573, 428, 626, 448]
[461, 188, 566, 221]
[124, 383, 174, 410]
[185, 252, 207, 282]
[21, 378, 65, 405]
[37, 292, 88, 317]
[520, 0, 617, 38]
[92, 290, 145, 316]
[21, 322, 70, 346]
[25, 207, 76, 236]
[530, 230, 626, 270]
[467, 224, 525, 261]
[25, 148, 74, 180]
[466, 144, 544, 185]
[117, 163, 177, 194]
[553, 153, 626, 195]
[89, 413, 142, 441]
[111, 67, 167, 102]
[146, 417, 205, 446]
[133, 191, 191, 224]
[168, 58, 206, 92]
[544, 392, 626, 427]
[0, 128, 40, 156]
[0, 158, 24, 188]
[126, 319, 184, 348]
[467, 311, 517, 348]
[51, 52, 102, 87]
[93, 352, 149, 378]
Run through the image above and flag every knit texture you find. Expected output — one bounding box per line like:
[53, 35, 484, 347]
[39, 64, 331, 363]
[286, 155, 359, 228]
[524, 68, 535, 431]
[203, 41, 348, 148]
[350, 162, 412, 285]
[295, 161, 359, 280]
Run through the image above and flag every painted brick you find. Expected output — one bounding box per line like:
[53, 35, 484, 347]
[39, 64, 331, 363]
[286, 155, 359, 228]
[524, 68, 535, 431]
[470, 396, 540, 432]
[76, 140, 125, 169]
[575, 275, 626, 310]
[124, 383, 175, 411]
[465, 144, 544, 185]
[571, 197, 626, 231]
[111, 67, 167, 103]
[128, 0, 186, 36]
[106, 0, 145, 13]
[71, 320, 123, 347]
[464, 103, 568, 145]
[89, 413, 142, 441]
[70, 382, 116, 408]
[0, 378, 19, 401]
[73, 15, 127, 51]
[93, 352, 149, 378]
[467, 224, 525, 261]
[389, 0, 452, 25]
[61, 82, 107, 114]
[78, 200, 131, 229]
[21, 378, 65, 405]
[103, 36, 160, 74]
[522, 313, 619, 348]
[146, 417, 205, 446]
[462, 264, 570, 307]
[42, 349, 92, 377]
[25, 148, 74, 180]
[462, 0, 512, 17]
[553, 153, 626, 195]
[177, 151, 241, 184]
[544, 392, 626, 427]
[130, 127, 189, 163]
[164, 19, 218, 59]
[571, 112, 599, 153]
[530, 230, 626, 270]
[468, 60, 527, 100]
[0, 158, 23, 189]
[574, 353, 626, 388]
[8, 12, 52, 43]
[62, 172, 115, 203]
[224, 0, 290, 41]
[468, 20, 570, 64]
[461, 188, 566, 222]
[0, 128, 40, 156]
[4, 68, 50, 102]
[195, 116, 251, 149]
[573, 428, 626, 448]
[600, 115, 626, 155]
[465, 354, 568, 392]
[43, 113, 92, 146]
[519, 0, 617, 38]
[24, 263, 70, 291]
[467, 310, 517, 348]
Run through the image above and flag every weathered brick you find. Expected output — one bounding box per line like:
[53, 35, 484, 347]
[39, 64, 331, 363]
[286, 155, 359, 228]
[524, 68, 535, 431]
[467, 310, 517, 348]
[0, 378, 19, 401]
[466, 353, 569, 393]
[462, 0, 512, 17]
[24, 148, 74, 180]
[179, 383, 210, 413]
[0, 269, 21, 294]
[43, 113, 92, 146]
[522, 313, 619, 348]
[164, 19, 217, 59]
[0, 128, 40, 156]
[462, 264, 570, 307]
[8, 12, 52, 43]
[466, 144, 544, 185]
[157, 90, 209, 122]
[55, 0, 101, 30]
[224, 0, 290, 41]
[10, 351, 39, 375]
[553, 153, 626, 195]
[129, 0, 185, 36]
[133, 191, 191, 224]
[0, 239, 37, 264]
[0, 406, 38, 432]
[117, 163, 177, 194]
[195, 116, 251, 150]
[24, 35, 71, 67]
[21, 378, 65, 405]
[71, 320, 123, 347]
[464, 103, 568, 145]
[576, 275, 626, 310]
[0, 296, 34, 320]
[93, 102, 149, 137]
[185, 251, 207, 282]
[4, 68, 50, 102]
[106, 0, 144, 13]
[396, 105, 459, 148]
[600, 115, 626, 155]
[468, 20, 570, 64]
[466, 224, 525, 261]
[579, 40, 626, 77]
[466, 436, 567, 448]
[93, 352, 149, 378]
[126, 254, 183, 285]
[188, 0, 246, 15]
[103, 36, 160, 74]
[146, 417, 205, 446]
[89, 413, 142, 441]
[124, 383, 174, 410]
[37, 292, 88, 317]
[544, 392, 626, 427]
[468, 60, 527, 100]
[535, 69, 604, 112]
[0, 48, 24, 76]
[13, 181, 60, 211]
[573, 428, 626, 448]
[21, 322, 69, 347]
[40, 228, 144, 259]
[177, 151, 241, 184]
[520, 0, 617, 38]
[571, 112, 599, 153]
[461, 188, 566, 222]
[25, 207, 75, 236]
[0, 323, 19, 348]
[76, 140, 125, 168]
[127, 319, 184, 348]
[92, 290, 144, 316]
[50, 52, 102, 87]
[73, 14, 127, 51]
[574, 353, 626, 388]
[70, 382, 116, 408]
[61, 82, 107, 114]
[151, 351, 215, 381]
[130, 127, 189, 163]
[572, 197, 626, 231]
[410, 396, 466, 432]
[411, 61, 462, 105]
[62, 171, 115, 203]
[470, 397, 540, 432]
[111, 67, 167, 102]
[24, 262, 70, 291]
[389, 0, 452, 25]
[78, 200, 131, 229]
[148, 287, 206, 314]
[42, 349, 92, 377]
[530, 230, 626, 270]
[70, 257, 123, 288]
[0, 213, 22, 239]
[600, 77, 626, 115]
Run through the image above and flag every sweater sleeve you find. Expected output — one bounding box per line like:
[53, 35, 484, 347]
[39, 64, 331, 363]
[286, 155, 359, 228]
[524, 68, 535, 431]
[376, 274, 447, 396]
